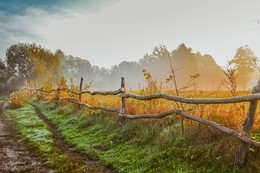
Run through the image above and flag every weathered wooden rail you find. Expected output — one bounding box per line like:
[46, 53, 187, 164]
[29, 77, 260, 167]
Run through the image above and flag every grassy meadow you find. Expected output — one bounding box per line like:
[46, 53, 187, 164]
[6, 84, 260, 172]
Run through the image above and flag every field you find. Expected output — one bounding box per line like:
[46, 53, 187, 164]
[1, 2, 260, 172]
[6, 81, 260, 172]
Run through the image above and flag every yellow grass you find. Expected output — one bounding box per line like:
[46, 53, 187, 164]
[10, 87, 260, 135]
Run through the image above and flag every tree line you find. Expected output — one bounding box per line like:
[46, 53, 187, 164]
[0, 42, 259, 93]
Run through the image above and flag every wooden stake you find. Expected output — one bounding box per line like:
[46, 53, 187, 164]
[121, 77, 126, 117]
[79, 77, 83, 109]
[57, 84, 61, 102]
[234, 79, 260, 167]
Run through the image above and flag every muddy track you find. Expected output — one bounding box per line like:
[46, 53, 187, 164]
[30, 103, 113, 173]
[0, 100, 53, 173]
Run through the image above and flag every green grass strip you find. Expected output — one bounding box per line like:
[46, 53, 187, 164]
[3, 103, 90, 173]
[34, 100, 258, 173]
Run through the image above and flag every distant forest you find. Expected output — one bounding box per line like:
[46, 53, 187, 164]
[0, 43, 259, 93]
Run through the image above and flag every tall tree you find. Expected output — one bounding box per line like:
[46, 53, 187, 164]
[171, 43, 200, 87]
[139, 53, 157, 68]
[6, 43, 33, 81]
[109, 61, 142, 89]
[29, 45, 63, 84]
[63, 55, 93, 84]
[5, 43, 63, 87]
[230, 46, 258, 89]
[195, 53, 223, 89]
[0, 59, 9, 83]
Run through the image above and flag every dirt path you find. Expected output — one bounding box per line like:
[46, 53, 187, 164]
[0, 100, 53, 173]
[31, 104, 113, 173]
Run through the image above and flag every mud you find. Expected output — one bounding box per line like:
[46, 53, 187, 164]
[0, 100, 113, 172]
[0, 100, 53, 173]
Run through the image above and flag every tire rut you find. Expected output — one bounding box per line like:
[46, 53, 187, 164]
[30, 103, 113, 173]
[0, 100, 53, 173]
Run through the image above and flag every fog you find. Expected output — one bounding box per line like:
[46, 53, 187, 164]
[60, 43, 258, 91]
[0, 43, 259, 94]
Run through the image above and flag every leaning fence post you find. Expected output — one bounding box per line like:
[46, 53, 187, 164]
[234, 79, 260, 167]
[121, 77, 126, 117]
[79, 77, 83, 109]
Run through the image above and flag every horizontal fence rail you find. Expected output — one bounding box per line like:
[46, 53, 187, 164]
[24, 77, 260, 167]
[122, 93, 260, 104]
[121, 110, 260, 148]
[35, 88, 122, 96]
[67, 88, 122, 96]
[60, 97, 121, 113]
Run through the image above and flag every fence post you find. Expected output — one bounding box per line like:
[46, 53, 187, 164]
[121, 77, 126, 117]
[234, 79, 260, 167]
[79, 77, 83, 109]
[57, 84, 61, 102]
[39, 87, 42, 98]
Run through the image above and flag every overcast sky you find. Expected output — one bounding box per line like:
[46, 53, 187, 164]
[0, 0, 259, 68]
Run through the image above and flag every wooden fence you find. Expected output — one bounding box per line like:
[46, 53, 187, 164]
[29, 77, 260, 167]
